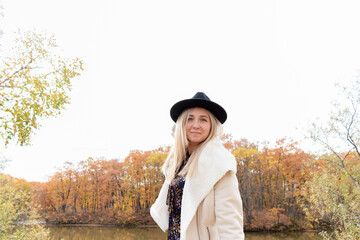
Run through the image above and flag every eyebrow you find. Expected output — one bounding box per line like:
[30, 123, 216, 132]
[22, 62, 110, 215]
[189, 114, 209, 118]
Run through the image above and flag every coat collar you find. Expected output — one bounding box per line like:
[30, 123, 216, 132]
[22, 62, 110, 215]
[180, 137, 236, 239]
[150, 137, 236, 239]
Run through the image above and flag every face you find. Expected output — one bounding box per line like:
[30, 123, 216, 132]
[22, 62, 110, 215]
[186, 107, 211, 149]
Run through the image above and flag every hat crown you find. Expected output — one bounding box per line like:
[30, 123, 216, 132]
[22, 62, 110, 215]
[192, 92, 210, 101]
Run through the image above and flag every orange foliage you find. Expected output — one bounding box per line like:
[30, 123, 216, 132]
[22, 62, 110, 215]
[231, 137, 313, 230]
[33, 148, 168, 225]
[250, 208, 292, 231]
[30, 137, 314, 231]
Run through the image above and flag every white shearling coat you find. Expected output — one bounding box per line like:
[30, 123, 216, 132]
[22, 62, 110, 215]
[150, 138, 244, 240]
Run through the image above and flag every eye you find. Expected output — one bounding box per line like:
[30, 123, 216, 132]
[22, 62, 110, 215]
[188, 117, 193, 121]
[200, 118, 208, 122]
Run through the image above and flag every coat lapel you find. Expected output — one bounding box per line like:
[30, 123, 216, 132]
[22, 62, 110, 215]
[180, 138, 236, 239]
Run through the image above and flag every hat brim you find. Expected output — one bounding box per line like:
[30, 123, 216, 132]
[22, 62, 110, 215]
[170, 99, 227, 124]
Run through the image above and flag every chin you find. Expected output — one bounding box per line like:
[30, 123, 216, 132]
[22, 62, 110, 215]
[190, 139, 204, 144]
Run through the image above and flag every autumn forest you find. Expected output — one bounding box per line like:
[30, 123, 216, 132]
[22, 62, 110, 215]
[3, 134, 348, 233]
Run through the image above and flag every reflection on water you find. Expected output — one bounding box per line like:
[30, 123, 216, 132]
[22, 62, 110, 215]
[48, 226, 166, 240]
[48, 226, 321, 240]
[246, 231, 321, 240]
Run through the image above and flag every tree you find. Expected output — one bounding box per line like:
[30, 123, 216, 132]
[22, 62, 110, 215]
[306, 76, 360, 239]
[0, 171, 50, 239]
[0, 30, 83, 145]
[0, 28, 83, 239]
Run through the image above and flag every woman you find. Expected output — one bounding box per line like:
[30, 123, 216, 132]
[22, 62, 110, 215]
[151, 92, 244, 240]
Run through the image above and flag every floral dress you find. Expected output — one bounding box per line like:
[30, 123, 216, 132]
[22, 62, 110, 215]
[166, 154, 189, 240]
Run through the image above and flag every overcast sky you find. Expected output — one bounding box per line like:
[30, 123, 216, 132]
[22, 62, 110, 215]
[2, 0, 360, 182]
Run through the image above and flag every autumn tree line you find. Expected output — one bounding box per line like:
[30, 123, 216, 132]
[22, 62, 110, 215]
[32, 136, 308, 230]
[18, 134, 350, 233]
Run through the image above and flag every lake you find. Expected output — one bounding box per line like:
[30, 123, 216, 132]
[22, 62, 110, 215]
[47, 226, 321, 240]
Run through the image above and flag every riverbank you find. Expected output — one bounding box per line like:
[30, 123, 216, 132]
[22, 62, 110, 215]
[44, 223, 316, 233]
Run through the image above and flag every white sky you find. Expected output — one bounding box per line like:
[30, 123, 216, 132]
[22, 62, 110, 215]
[1, 0, 360, 182]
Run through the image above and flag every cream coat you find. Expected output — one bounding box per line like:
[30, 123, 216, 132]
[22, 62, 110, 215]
[150, 138, 244, 240]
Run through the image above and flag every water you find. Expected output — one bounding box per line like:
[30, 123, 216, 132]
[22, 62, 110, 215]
[48, 226, 321, 240]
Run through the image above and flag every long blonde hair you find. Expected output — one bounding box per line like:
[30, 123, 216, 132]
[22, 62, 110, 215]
[162, 108, 223, 181]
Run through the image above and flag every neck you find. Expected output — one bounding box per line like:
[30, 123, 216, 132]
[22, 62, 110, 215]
[188, 143, 199, 154]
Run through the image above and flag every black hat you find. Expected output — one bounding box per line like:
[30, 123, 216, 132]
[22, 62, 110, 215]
[170, 92, 227, 124]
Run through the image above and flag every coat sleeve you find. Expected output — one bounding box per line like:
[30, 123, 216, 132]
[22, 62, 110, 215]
[214, 171, 245, 240]
[150, 181, 170, 232]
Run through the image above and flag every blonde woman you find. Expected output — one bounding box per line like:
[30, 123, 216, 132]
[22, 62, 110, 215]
[151, 92, 244, 240]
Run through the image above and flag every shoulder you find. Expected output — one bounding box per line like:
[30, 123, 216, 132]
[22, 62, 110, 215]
[215, 171, 238, 189]
[199, 138, 236, 174]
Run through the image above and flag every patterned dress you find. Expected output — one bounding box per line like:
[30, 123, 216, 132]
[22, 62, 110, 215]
[166, 154, 190, 240]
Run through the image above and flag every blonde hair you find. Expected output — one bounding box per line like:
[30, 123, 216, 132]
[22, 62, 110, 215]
[162, 108, 223, 181]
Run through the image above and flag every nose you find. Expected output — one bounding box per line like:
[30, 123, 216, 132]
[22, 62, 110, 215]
[192, 120, 200, 128]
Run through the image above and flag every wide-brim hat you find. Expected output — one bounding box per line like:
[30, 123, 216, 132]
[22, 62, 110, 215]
[170, 92, 227, 124]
